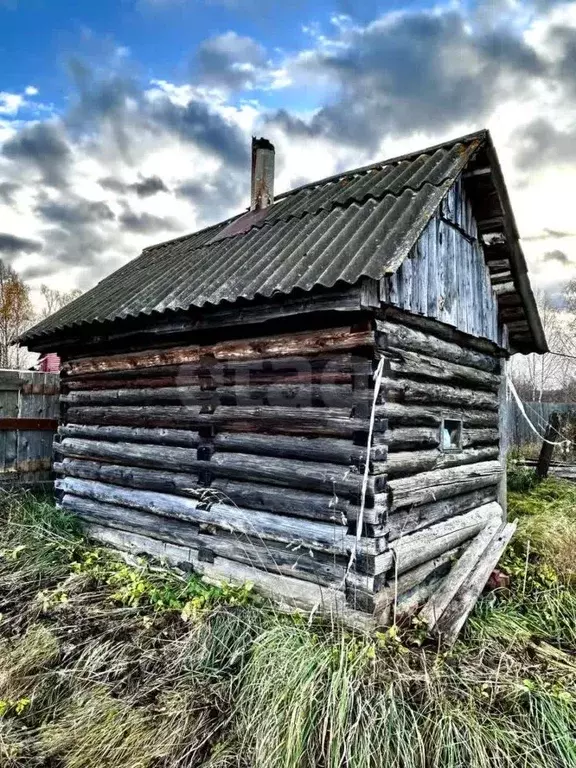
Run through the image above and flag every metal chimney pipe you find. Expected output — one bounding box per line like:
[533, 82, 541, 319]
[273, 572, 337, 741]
[251, 136, 275, 211]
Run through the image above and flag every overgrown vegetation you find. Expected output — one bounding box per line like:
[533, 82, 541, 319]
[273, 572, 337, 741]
[1, 485, 575, 767]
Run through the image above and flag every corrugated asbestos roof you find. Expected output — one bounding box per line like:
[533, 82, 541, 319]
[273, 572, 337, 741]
[22, 130, 537, 348]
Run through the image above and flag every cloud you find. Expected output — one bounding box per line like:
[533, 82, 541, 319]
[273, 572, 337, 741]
[266, 9, 548, 151]
[2, 121, 72, 187]
[0, 181, 19, 205]
[37, 197, 115, 226]
[177, 173, 246, 221]
[0, 91, 26, 115]
[524, 227, 576, 241]
[513, 118, 576, 171]
[132, 174, 168, 197]
[99, 174, 168, 197]
[544, 249, 572, 265]
[0, 233, 43, 255]
[118, 207, 181, 233]
[195, 31, 268, 91]
[149, 97, 249, 168]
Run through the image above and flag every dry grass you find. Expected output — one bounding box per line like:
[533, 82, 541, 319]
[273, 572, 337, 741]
[0, 487, 575, 767]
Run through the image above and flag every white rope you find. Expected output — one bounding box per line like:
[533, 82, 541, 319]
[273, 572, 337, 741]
[506, 374, 572, 447]
[346, 356, 386, 574]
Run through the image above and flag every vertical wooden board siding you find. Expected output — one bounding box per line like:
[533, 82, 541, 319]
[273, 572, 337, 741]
[426, 215, 439, 319]
[0, 372, 59, 484]
[0, 389, 19, 472]
[387, 178, 500, 344]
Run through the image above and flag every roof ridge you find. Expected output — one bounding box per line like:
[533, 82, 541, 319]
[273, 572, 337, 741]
[273, 129, 488, 202]
[141, 130, 488, 256]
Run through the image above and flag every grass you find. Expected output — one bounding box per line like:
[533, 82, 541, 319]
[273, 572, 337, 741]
[0, 484, 575, 767]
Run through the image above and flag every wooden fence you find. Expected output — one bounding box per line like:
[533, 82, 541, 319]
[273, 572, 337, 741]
[507, 400, 576, 452]
[0, 370, 59, 487]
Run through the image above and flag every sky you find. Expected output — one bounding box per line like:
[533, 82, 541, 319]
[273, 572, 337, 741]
[1, 0, 576, 309]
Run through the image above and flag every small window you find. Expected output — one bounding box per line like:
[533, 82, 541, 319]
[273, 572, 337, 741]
[440, 419, 463, 453]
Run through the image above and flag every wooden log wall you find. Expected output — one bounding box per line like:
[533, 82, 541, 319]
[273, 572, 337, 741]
[344, 309, 506, 618]
[57, 320, 393, 619]
[56, 304, 508, 626]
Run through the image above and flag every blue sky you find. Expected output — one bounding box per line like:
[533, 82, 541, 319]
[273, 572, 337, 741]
[1, 0, 392, 108]
[1, 0, 576, 306]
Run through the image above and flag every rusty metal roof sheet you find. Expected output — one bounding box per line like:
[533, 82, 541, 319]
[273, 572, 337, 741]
[23, 129, 541, 351]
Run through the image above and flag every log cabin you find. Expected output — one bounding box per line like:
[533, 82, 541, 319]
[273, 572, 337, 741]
[21, 130, 547, 635]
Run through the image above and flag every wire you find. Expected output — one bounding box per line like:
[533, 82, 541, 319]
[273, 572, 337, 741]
[546, 349, 576, 360]
[506, 374, 573, 447]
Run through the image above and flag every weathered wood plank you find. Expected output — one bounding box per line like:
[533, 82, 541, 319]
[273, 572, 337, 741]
[79, 521, 361, 622]
[419, 513, 504, 629]
[61, 494, 348, 588]
[61, 383, 360, 409]
[55, 477, 380, 559]
[435, 521, 517, 643]
[377, 403, 498, 428]
[384, 446, 500, 479]
[55, 457, 356, 524]
[376, 320, 499, 372]
[63, 352, 372, 387]
[346, 547, 458, 616]
[65, 405, 381, 438]
[64, 326, 375, 376]
[56, 438, 377, 498]
[382, 502, 499, 577]
[386, 460, 502, 511]
[384, 426, 499, 452]
[59, 424, 386, 465]
[380, 349, 500, 391]
[381, 378, 498, 411]
[378, 306, 504, 357]
[385, 488, 497, 542]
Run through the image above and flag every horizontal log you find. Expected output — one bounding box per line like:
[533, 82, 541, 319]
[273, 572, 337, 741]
[64, 326, 375, 376]
[377, 403, 498, 428]
[386, 488, 497, 542]
[56, 438, 379, 499]
[61, 494, 348, 588]
[384, 446, 500, 479]
[42, 286, 367, 356]
[0, 418, 58, 431]
[381, 378, 499, 411]
[63, 352, 372, 387]
[55, 458, 356, 524]
[378, 306, 505, 357]
[59, 424, 387, 465]
[380, 349, 500, 391]
[384, 427, 499, 452]
[388, 502, 501, 577]
[56, 477, 363, 557]
[65, 405, 382, 438]
[61, 383, 360, 409]
[375, 319, 500, 372]
[386, 461, 502, 511]
[80, 522, 357, 621]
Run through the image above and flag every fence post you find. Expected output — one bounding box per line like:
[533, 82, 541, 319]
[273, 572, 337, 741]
[536, 411, 561, 480]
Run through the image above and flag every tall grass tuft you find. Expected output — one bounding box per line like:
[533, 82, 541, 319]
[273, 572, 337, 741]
[1, 486, 576, 767]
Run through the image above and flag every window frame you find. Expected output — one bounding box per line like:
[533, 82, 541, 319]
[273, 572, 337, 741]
[440, 418, 463, 453]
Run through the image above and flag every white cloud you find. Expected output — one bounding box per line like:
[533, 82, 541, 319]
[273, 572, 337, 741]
[0, 92, 25, 115]
[2, 1, 576, 309]
[24, 85, 39, 96]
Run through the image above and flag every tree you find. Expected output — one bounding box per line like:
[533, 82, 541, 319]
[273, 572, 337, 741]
[0, 260, 34, 369]
[38, 284, 82, 320]
[510, 287, 576, 402]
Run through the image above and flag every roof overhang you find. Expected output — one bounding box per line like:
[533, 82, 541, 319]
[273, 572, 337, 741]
[462, 133, 547, 355]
